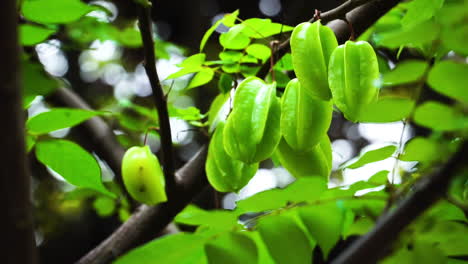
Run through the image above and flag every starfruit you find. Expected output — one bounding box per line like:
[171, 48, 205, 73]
[290, 20, 338, 100]
[281, 78, 333, 152]
[328, 40, 380, 122]
[206, 122, 258, 193]
[276, 135, 332, 178]
[224, 77, 281, 164]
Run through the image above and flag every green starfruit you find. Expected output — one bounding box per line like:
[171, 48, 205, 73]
[275, 135, 332, 178]
[224, 77, 281, 164]
[206, 122, 259, 193]
[281, 78, 333, 152]
[328, 40, 380, 122]
[290, 20, 338, 100]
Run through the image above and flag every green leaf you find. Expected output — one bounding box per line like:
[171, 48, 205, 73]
[169, 106, 204, 121]
[246, 44, 271, 62]
[219, 51, 243, 62]
[187, 68, 215, 89]
[180, 53, 206, 68]
[274, 53, 294, 71]
[382, 60, 428, 86]
[22, 0, 96, 24]
[20, 24, 57, 46]
[241, 18, 293, 39]
[200, 10, 239, 51]
[400, 137, 443, 163]
[219, 25, 251, 50]
[368, 170, 390, 185]
[414, 101, 468, 131]
[428, 61, 468, 103]
[115, 233, 208, 264]
[298, 202, 347, 258]
[175, 204, 238, 230]
[93, 196, 116, 217]
[218, 73, 233, 93]
[236, 178, 327, 213]
[343, 217, 374, 239]
[22, 60, 58, 108]
[345, 145, 397, 169]
[401, 0, 444, 28]
[358, 97, 415, 123]
[416, 221, 468, 257]
[377, 20, 439, 49]
[35, 139, 114, 197]
[26, 108, 100, 135]
[208, 93, 230, 132]
[205, 232, 258, 264]
[257, 215, 313, 264]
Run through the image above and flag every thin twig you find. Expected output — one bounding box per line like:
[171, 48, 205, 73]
[137, 4, 176, 198]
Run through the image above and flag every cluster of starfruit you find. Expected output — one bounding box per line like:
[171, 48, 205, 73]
[206, 20, 380, 193]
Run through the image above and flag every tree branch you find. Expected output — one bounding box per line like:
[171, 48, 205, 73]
[258, 0, 401, 78]
[0, 0, 38, 263]
[332, 141, 468, 264]
[137, 4, 177, 198]
[75, 1, 402, 263]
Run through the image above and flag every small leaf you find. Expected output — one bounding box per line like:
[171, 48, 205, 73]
[219, 25, 251, 50]
[187, 67, 215, 89]
[22, 0, 96, 24]
[246, 44, 271, 62]
[35, 139, 114, 197]
[115, 233, 208, 264]
[175, 204, 238, 230]
[219, 51, 243, 62]
[377, 20, 439, 49]
[400, 137, 443, 163]
[200, 10, 239, 51]
[241, 18, 293, 39]
[218, 73, 233, 93]
[169, 106, 204, 121]
[26, 108, 100, 135]
[180, 53, 206, 68]
[345, 145, 397, 169]
[274, 53, 294, 71]
[236, 178, 327, 213]
[343, 217, 374, 239]
[368, 170, 389, 185]
[358, 97, 415, 123]
[257, 215, 313, 264]
[401, 0, 444, 28]
[428, 61, 468, 103]
[414, 101, 468, 131]
[20, 24, 57, 46]
[205, 232, 258, 264]
[299, 202, 346, 258]
[382, 60, 428, 86]
[22, 60, 58, 108]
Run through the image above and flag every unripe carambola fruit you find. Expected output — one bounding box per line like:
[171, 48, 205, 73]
[276, 135, 332, 178]
[206, 122, 259, 192]
[281, 78, 333, 152]
[121, 146, 167, 205]
[328, 40, 380, 122]
[224, 77, 281, 164]
[291, 20, 338, 100]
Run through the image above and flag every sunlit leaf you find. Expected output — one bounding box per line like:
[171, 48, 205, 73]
[376, 20, 440, 49]
[246, 44, 271, 62]
[219, 25, 251, 50]
[400, 137, 444, 163]
[205, 232, 258, 264]
[428, 61, 468, 103]
[401, 0, 444, 28]
[208, 93, 230, 132]
[20, 24, 57, 46]
[200, 10, 239, 51]
[219, 51, 243, 62]
[115, 233, 208, 264]
[22, 0, 96, 24]
[241, 18, 293, 39]
[175, 204, 238, 230]
[414, 101, 468, 131]
[382, 60, 428, 86]
[35, 139, 114, 197]
[358, 97, 415, 123]
[26, 108, 101, 135]
[299, 202, 347, 258]
[187, 67, 215, 89]
[257, 215, 313, 264]
[345, 145, 397, 169]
